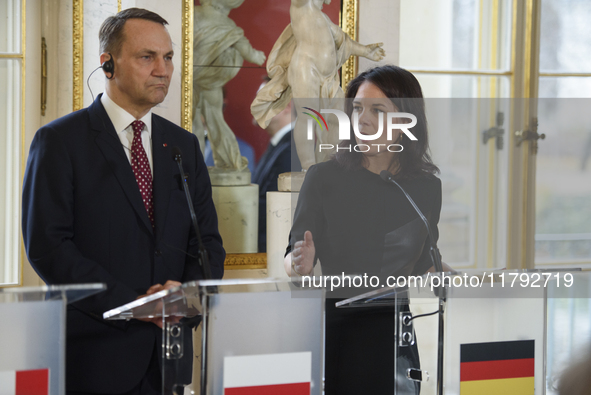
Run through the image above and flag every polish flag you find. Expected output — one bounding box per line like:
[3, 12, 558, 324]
[223, 352, 311, 395]
[0, 369, 49, 395]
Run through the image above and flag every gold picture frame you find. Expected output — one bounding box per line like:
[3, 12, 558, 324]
[341, 0, 359, 89]
[73, 0, 83, 111]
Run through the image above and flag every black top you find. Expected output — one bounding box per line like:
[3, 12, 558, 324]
[288, 160, 441, 280]
[287, 159, 441, 394]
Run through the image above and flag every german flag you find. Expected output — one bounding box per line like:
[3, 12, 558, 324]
[460, 340, 535, 394]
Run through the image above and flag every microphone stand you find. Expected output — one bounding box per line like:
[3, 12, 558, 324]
[380, 171, 445, 395]
[172, 148, 212, 280]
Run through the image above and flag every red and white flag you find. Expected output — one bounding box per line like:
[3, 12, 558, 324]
[0, 369, 49, 395]
[223, 352, 311, 395]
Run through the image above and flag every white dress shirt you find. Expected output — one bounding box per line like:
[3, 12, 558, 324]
[101, 92, 153, 175]
[269, 122, 294, 146]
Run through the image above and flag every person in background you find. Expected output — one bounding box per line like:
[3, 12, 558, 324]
[253, 76, 301, 252]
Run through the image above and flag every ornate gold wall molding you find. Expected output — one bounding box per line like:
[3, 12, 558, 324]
[224, 253, 267, 270]
[72, 0, 83, 111]
[181, 0, 193, 132]
[341, 0, 358, 90]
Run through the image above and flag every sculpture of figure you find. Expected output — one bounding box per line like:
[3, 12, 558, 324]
[194, 0, 266, 171]
[251, 0, 385, 170]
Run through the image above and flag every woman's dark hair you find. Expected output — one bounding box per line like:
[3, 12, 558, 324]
[335, 65, 439, 179]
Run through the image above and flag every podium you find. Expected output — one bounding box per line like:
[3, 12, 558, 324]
[336, 270, 583, 395]
[0, 284, 106, 395]
[103, 271, 587, 394]
[104, 278, 324, 395]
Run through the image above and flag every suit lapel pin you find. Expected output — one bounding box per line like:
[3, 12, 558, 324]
[163, 143, 168, 147]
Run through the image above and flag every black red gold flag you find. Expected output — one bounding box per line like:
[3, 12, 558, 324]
[460, 340, 535, 394]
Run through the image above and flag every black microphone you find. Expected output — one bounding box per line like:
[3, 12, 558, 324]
[381, 170, 446, 395]
[171, 146, 213, 280]
[379, 170, 443, 274]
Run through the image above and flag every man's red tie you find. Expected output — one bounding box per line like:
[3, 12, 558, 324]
[131, 120, 154, 227]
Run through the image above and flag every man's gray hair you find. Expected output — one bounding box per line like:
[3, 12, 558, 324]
[99, 8, 168, 55]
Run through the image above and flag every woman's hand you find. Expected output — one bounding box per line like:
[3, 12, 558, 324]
[285, 231, 315, 276]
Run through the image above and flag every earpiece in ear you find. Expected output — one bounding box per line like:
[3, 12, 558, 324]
[101, 53, 115, 79]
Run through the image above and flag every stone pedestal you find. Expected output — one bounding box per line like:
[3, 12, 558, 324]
[210, 167, 258, 254]
[208, 167, 251, 186]
[278, 171, 305, 192]
[265, 171, 306, 277]
[266, 191, 299, 279]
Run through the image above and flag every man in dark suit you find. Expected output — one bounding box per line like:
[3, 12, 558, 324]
[22, 8, 224, 395]
[252, 78, 301, 252]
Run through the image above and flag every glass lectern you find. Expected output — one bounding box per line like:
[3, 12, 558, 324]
[104, 278, 324, 395]
[336, 271, 583, 395]
[0, 283, 106, 395]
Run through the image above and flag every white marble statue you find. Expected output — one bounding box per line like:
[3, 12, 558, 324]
[193, 0, 266, 171]
[251, 0, 385, 170]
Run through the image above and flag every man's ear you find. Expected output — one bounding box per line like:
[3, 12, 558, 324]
[99, 52, 110, 65]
